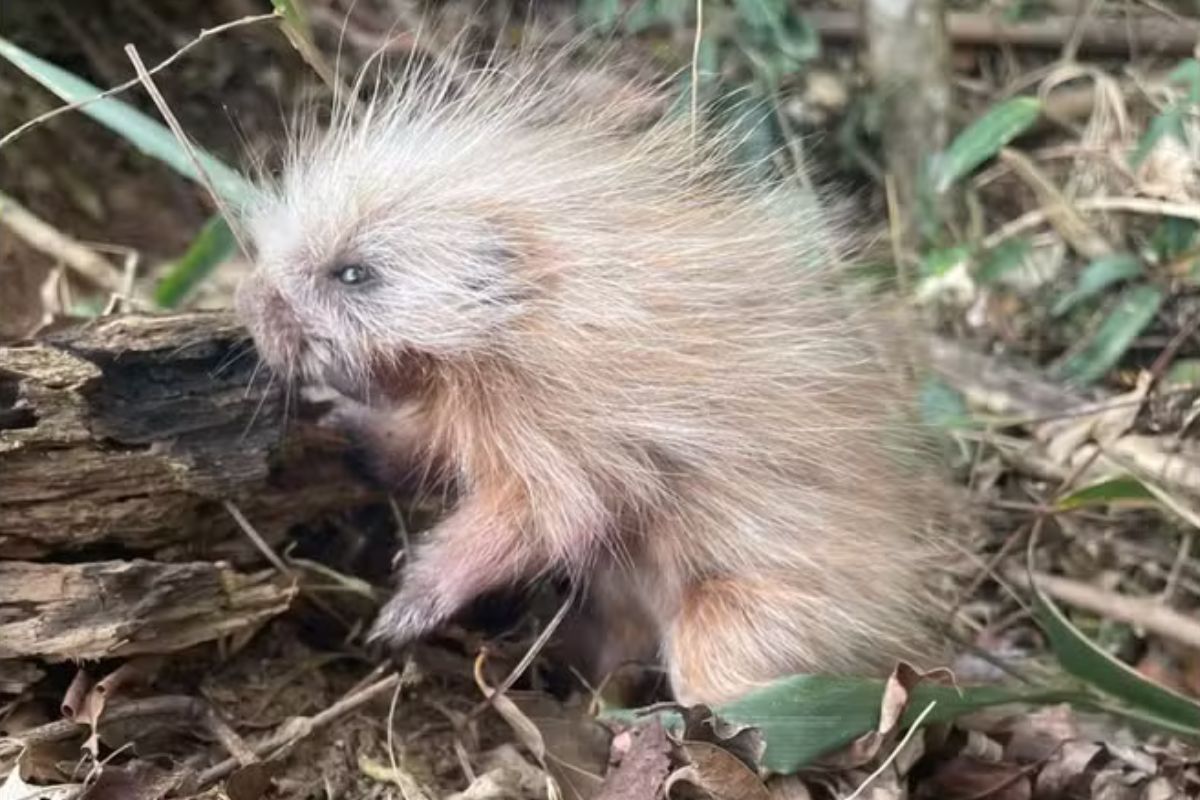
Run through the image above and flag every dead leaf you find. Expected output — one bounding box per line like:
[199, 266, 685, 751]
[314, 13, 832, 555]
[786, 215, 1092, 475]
[665, 740, 772, 800]
[61, 669, 94, 722]
[1034, 740, 1102, 799]
[669, 703, 764, 769]
[82, 763, 181, 800]
[224, 762, 275, 800]
[595, 718, 670, 800]
[0, 766, 78, 800]
[473, 654, 562, 800]
[766, 775, 813, 800]
[821, 662, 953, 769]
[920, 755, 1032, 800]
[359, 755, 437, 800]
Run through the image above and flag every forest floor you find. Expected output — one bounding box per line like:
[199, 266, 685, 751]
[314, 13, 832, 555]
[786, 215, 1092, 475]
[3, 1, 1200, 798]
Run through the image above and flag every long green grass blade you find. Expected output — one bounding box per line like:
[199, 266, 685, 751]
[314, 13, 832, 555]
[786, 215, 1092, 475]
[155, 215, 238, 308]
[0, 36, 253, 204]
[931, 97, 1041, 193]
[1030, 581, 1200, 732]
[1054, 284, 1163, 385]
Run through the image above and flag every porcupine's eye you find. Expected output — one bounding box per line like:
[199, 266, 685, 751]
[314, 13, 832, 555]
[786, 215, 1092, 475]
[331, 263, 374, 286]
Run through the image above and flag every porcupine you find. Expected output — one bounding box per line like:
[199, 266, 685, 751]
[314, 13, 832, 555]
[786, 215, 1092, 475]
[236, 46, 949, 705]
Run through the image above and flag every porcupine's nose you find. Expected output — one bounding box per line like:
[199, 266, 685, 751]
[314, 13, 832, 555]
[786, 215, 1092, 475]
[235, 272, 306, 369]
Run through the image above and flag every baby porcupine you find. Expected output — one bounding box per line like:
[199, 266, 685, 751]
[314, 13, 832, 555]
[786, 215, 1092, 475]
[237, 48, 947, 705]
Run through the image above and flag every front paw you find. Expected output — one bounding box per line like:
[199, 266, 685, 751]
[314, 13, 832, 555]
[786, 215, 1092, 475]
[367, 583, 451, 650]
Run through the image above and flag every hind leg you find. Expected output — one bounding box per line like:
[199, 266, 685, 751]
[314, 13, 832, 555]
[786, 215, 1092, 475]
[662, 576, 916, 706]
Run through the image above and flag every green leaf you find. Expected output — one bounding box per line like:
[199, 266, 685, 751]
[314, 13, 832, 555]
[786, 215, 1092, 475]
[1030, 579, 1200, 733]
[154, 216, 237, 308]
[1051, 253, 1144, 318]
[1165, 359, 1200, 388]
[1055, 475, 1157, 511]
[1053, 285, 1163, 385]
[919, 376, 973, 430]
[976, 237, 1032, 285]
[1150, 216, 1198, 263]
[0, 36, 254, 204]
[735, 0, 819, 76]
[1130, 106, 1187, 170]
[606, 676, 1084, 773]
[1168, 58, 1200, 104]
[578, 0, 623, 28]
[930, 97, 1042, 193]
[919, 245, 971, 278]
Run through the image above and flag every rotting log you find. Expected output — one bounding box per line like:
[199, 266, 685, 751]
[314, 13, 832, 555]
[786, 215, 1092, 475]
[0, 311, 376, 559]
[0, 559, 297, 661]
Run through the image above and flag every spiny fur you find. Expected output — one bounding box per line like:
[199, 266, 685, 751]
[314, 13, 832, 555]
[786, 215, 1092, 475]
[238, 41, 949, 704]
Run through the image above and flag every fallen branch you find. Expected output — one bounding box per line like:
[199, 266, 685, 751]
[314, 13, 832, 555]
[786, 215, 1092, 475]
[0, 190, 122, 291]
[0, 695, 206, 754]
[0, 560, 297, 660]
[194, 671, 402, 788]
[0, 311, 374, 558]
[1008, 569, 1200, 652]
[810, 9, 1200, 56]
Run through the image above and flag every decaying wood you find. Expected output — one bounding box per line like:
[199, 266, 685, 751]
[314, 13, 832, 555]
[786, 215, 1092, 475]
[0, 311, 375, 558]
[0, 559, 297, 661]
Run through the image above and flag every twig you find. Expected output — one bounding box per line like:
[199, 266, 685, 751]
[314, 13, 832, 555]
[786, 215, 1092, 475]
[196, 671, 401, 788]
[205, 707, 258, 767]
[123, 45, 251, 257]
[0, 696, 206, 754]
[808, 9, 1200, 56]
[983, 196, 1200, 249]
[0, 12, 278, 152]
[467, 583, 578, 721]
[0, 190, 121, 291]
[1009, 569, 1200, 651]
[224, 500, 290, 576]
[843, 700, 938, 800]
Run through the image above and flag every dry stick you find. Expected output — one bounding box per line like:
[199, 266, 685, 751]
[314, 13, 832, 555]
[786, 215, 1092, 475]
[808, 9, 1200, 55]
[843, 700, 938, 800]
[196, 671, 401, 788]
[467, 583, 578, 722]
[0, 12, 278, 152]
[224, 500, 290, 576]
[983, 196, 1200, 249]
[1, 696, 206, 754]
[0, 190, 121, 291]
[1008, 570, 1200, 651]
[123, 45, 252, 257]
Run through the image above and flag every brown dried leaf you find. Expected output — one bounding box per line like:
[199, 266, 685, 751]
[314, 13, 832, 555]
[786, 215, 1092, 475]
[223, 763, 275, 800]
[664, 741, 771, 800]
[820, 662, 953, 770]
[671, 703, 765, 769]
[595, 718, 670, 800]
[1033, 740, 1102, 799]
[83, 763, 181, 800]
[61, 668, 94, 721]
[921, 755, 1031, 800]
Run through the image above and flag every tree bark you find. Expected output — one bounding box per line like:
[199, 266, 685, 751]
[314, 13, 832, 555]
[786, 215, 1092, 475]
[863, 0, 955, 259]
[0, 311, 375, 559]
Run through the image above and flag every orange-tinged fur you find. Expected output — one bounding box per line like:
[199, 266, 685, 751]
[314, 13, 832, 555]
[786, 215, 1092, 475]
[237, 47, 949, 704]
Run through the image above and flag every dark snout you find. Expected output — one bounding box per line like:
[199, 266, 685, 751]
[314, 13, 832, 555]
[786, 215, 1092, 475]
[235, 270, 305, 370]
